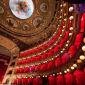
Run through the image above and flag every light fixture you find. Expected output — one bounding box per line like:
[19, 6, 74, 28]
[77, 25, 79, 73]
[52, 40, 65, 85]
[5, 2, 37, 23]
[69, 7, 74, 12]
[80, 55, 85, 60]
[60, 16, 62, 18]
[67, 69, 70, 72]
[60, 4, 63, 7]
[70, 27, 73, 30]
[64, 70, 67, 73]
[59, 72, 62, 75]
[64, 18, 67, 21]
[69, 33, 72, 36]
[62, 30, 64, 32]
[66, 44, 68, 47]
[60, 34, 62, 36]
[83, 38, 85, 43]
[61, 51, 63, 53]
[71, 66, 74, 70]
[63, 26, 65, 28]
[73, 64, 77, 67]
[69, 16, 74, 20]
[82, 46, 85, 51]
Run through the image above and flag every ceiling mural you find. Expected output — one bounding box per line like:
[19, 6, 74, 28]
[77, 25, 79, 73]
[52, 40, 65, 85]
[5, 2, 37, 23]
[0, 0, 58, 51]
[0, 0, 56, 36]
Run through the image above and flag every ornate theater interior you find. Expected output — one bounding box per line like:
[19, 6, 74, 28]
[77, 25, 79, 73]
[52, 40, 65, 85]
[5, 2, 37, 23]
[0, 0, 85, 85]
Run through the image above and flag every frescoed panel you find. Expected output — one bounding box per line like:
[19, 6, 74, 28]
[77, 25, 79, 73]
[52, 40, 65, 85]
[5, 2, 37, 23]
[33, 17, 44, 28]
[9, 0, 34, 19]
[6, 18, 18, 28]
[40, 3, 48, 12]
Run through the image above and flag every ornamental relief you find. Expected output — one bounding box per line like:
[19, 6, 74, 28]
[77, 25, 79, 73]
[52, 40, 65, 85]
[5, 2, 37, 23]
[0, 0, 56, 36]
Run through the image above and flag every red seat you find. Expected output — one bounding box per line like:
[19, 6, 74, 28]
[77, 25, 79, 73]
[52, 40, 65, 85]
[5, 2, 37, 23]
[24, 67, 30, 73]
[35, 65, 41, 72]
[20, 68, 24, 73]
[33, 49, 38, 53]
[48, 60, 55, 69]
[28, 50, 33, 55]
[27, 58, 31, 63]
[48, 76, 56, 85]
[17, 60, 22, 65]
[43, 44, 48, 49]
[19, 53, 24, 57]
[24, 52, 28, 56]
[54, 45, 60, 53]
[28, 78, 33, 85]
[55, 58, 62, 67]
[31, 57, 36, 62]
[17, 78, 22, 84]
[41, 63, 48, 71]
[42, 53, 48, 59]
[53, 35, 58, 42]
[15, 68, 20, 73]
[64, 30, 69, 39]
[34, 78, 41, 85]
[22, 78, 28, 84]
[48, 49, 54, 56]
[36, 55, 42, 61]
[59, 39, 65, 47]
[22, 59, 27, 64]
[38, 47, 42, 51]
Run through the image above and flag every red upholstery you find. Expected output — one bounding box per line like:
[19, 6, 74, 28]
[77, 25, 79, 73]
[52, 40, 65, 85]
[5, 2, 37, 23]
[65, 73, 77, 85]
[48, 76, 56, 85]
[28, 50, 33, 55]
[75, 33, 83, 42]
[38, 47, 42, 51]
[41, 63, 48, 71]
[19, 53, 24, 57]
[34, 78, 41, 85]
[36, 55, 42, 61]
[55, 58, 62, 67]
[69, 20, 72, 29]
[57, 75, 66, 85]
[68, 45, 77, 51]
[42, 53, 48, 59]
[27, 58, 31, 63]
[48, 49, 54, 56]
[59, 39, 65, 47]
[53, 35, 58, 42]
[13, 78, 17, 84]
[17, 60, 22, 65]
[17, 78, 22, 84]
[48, 60, 55, 69]
[74, 70, 85, 85]
[22, 78, 28, 84]
[61, 53, 70, 63]
[15, 68, 20, 73]
[64, 30, 69, 39]
[74, 41, 81, 49]
[24, 67, 30, 73]
[35, 65, 41, 71]
[54, 45, 60, 53]
[20, 68, 24, 73]
[22, 59, 26, 64]
[57, 29, 62, 36]
[31, 57, 36, 62]
[24, 52, 28, 56]
[28, 78, 33, 85]
[43, 44, 48, 49]
[68, 45, 77, 57]
[33, 49, 38, 53]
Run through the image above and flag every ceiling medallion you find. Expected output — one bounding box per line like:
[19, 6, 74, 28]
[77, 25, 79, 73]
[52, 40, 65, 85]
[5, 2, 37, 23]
[9, 0, 34, 19]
